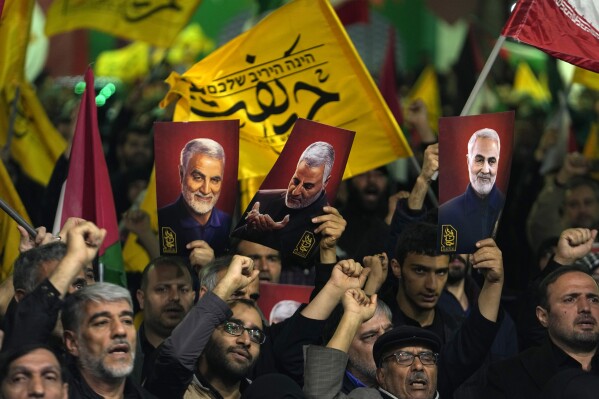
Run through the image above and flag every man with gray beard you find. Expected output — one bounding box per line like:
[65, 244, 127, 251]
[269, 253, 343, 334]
[485, 228, 599, 398]
[232, 141, 335, 265]
[438, 128, 505, 253]
[158, 138, 231, 259]
[62, 283, 154, 399]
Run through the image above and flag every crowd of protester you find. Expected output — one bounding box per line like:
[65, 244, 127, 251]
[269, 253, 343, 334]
[1, 35, 599, 399]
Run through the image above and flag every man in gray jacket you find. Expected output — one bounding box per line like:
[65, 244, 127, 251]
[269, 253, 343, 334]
[304, 288, 440, 399]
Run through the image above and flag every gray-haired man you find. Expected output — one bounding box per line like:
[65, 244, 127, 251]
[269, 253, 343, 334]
[158, 138, 231, 259]
[62, 283, 153, 398]
[438, 128, 505, 253]
[233, 141, 335, 263]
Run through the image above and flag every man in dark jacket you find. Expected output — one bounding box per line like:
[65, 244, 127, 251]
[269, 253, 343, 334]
[485, 228, 599, 398]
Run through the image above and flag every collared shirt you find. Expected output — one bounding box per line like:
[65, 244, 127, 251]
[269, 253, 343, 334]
[550, 339, 599, 374]
[158, 195, 232, 258]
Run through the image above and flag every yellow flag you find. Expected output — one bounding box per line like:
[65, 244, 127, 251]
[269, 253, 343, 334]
[0, 159, 31, 281]
[122, 169, 158, 273]
[407, 66, 441, 133]
[162, 0, 411, 180]
[513, 62, 551, 103]
[0, 0, 33, 87]
[0, 82, 67, 186]
[572, 67, 599, 91]
[583, 123, 599, 180]
[95, 42, 150, 84]
[45, 0, 202, 48]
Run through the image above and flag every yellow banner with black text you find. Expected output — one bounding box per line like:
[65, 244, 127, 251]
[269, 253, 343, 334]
[162, 0, 412, 180]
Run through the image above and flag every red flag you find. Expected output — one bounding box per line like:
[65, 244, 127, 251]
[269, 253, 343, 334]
[334, 0, 369, 25]
[379, 28, 402, 126]
[0, 0, 5, 19]
[59, 68, 125, 286]
[502, 0, 599, 73]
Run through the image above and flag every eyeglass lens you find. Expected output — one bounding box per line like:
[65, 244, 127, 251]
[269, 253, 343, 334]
[223, 321, 265, 344]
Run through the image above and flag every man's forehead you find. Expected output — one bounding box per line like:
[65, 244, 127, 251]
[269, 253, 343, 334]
[84, 299, 132, 315]
[549, 272, 599, 296]
[404, 253, 449, 268]
[231, 303, 263, 328]
[186, 153, 223, 169]
[471, 137, 499, 154]
[358, 312, 392, 334]
[10, 348, 61, 370]
[295, 160, 324, 178]
[388, 344, 435, 355]
[149, 263, 191, 284]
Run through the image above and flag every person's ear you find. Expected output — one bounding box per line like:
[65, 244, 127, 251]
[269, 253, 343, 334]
[198, 285, 208, 299]
[63, 330, 80, 357]
[536, 306, 549, 327]
[14, 288, 26, 303]
[323, 175, 331, 189]
[179, 165, 185, 183]
[136, 289, 145, 310]
[390, 259, 402, 279]
[376, 367, 386, 389]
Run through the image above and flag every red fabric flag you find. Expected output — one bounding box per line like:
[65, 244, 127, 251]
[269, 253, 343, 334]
[334, 0, 369, 25]
[502, 0, 599, 73]
[60, 68, 125, 286]
[379, 28, 402, 127]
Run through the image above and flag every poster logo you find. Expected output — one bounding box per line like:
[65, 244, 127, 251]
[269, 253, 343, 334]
[440, 225, 457, 253]
[293, 231, 316, 258]
[161, 226, 177, 254]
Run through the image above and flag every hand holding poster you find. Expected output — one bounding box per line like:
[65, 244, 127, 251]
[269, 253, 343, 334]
[232, 118, 354, 265]
[154, 120, 239, 258]
[438, 111, 514, 254]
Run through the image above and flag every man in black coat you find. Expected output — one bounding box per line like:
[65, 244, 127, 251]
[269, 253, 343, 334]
[438, 128, 505, 254]
[484, 228, 599, 398]
[233, 141, 334, 264]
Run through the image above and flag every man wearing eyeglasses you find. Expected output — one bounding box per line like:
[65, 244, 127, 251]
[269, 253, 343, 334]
[145, 255, 263, 399]
[304, 288, 441, 399]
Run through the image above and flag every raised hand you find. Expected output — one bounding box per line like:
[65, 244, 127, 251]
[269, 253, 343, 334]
[18, 225, 55, 253]
[363, 252, 388, 295]
[341, 288, 378, 323]
[187, 240, 215, 269]
[213, 255, 260, 301]
[471, 238, 503, 285]
[314, 206, 346, 251]
[554, 228, 598, 265]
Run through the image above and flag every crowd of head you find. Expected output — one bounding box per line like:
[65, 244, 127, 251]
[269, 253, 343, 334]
[2, 20, 599, 399]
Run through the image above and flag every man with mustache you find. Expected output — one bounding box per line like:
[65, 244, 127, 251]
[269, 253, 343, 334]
[62, 282, 152, 398]
[135, 256, 196, 383]
[232, 141, 334, 266]
[304, 288, 441, 399]
[145, 255, 264, 399]
[158, 138, 231, 260]
[485, 228, 599, 398]
[438, 128, 505, 253]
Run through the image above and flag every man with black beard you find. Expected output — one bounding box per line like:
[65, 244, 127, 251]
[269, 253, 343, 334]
[145, 255, 263, 399]
[135, 257, 196, 383]
[337, 167, 392, 262]
[485, 262, 599, 398]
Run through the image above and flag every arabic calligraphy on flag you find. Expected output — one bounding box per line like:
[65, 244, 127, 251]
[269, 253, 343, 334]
[162, 0, 411, 180]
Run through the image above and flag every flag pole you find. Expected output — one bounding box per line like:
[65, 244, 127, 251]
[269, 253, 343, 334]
[460, 35, 506, 116]
[430, 34, 506, 183]
[0, 197, 37, 237]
